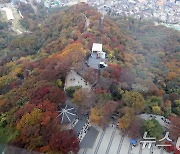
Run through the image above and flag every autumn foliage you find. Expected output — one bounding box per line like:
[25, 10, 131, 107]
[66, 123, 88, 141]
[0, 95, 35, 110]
[0, 2, 179, 153]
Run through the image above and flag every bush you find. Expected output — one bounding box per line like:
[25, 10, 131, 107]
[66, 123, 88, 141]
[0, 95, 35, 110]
[65, 86, 81, 98]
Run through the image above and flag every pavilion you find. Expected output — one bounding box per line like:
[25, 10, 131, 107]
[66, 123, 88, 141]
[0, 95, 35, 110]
[57, 105, 77, 124]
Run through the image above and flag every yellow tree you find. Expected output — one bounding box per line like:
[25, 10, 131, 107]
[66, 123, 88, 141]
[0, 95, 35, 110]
[118, 108, 134, 130]
[118, 113, 132, 130]
[152, 106, 162, 115]
[49, 42, 87, 72]
[17, 108, 43, 130]
[89, 107, 103, 125]
[122, 91, 145, 113]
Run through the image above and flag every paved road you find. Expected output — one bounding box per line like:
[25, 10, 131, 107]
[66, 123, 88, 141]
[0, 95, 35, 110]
[29, 0, 37, 15]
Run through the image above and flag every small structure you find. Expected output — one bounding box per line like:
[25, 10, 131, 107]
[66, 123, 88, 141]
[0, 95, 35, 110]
[88, 43, 108, 69]
[57, 105, 99, 147]
[2, 8, 14, 20]
[91, 43, 106, 59]
[130, 139, 137, 146]
[64, 69, 91, 91]
[92, 43, 103, 52]
[57, 105, 77, 124]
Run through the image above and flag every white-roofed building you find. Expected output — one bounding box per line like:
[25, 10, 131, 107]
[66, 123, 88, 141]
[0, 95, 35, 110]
[2, 8, 14, 20]
[88, 43, 107, 69]
[92, 43, 103, 53]
[91, 43, 106, 59]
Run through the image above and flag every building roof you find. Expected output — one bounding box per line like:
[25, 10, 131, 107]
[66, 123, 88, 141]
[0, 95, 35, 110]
[92, 43, 103, 52]
[57, 105, 77, 124]
[73, 115, 88, 136]
[80, 127, 99, 148]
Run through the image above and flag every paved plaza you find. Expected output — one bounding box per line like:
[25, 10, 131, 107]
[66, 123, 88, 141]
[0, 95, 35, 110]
[78, 125, 171, 154]
[64, 70, 91, 90]
[88, 53, 107, 69]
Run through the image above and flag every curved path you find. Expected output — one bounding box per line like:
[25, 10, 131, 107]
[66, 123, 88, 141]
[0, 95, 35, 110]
[80, 13, 89, 30]
[29, 0, 37, 15]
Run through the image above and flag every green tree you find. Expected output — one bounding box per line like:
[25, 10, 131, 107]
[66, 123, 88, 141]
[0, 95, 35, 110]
[97, 93, 113, 103]
[172, 99, 180, 115]
[16, 97, 29, 107]
[164, 100, 172, 117]
[146, 96, 163, 107]
[56, 79, 63, 88]
[164, 107, 171, 117]
[109, 84, 123, 100]
[141, 119, 163, 139]
[66, 86, 81, 98]
[152, 106, 162, 115]
[0, 113, 7, 127]
[0, 126, 19, 144]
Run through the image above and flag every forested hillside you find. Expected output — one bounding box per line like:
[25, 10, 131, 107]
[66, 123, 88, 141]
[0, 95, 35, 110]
[0, 3, 179, 153]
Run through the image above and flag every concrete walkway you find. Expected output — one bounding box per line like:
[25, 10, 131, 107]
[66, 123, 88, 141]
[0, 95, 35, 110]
[80, 13, 89, 30]
[139, 114, 171, 128]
